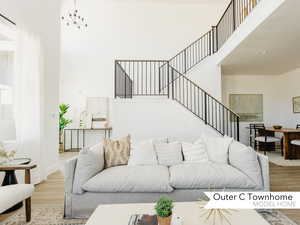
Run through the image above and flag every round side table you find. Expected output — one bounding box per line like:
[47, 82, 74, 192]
[1, 158, 31, 213]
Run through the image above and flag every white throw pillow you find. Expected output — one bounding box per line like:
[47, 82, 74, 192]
[229, 140, 263, 189]
[154, 142, 183, 166]
[72, 143, 104, 194]
[128, 140, 158, 166]
[196, 135, 233, 164]
[181, 142, 209, 163]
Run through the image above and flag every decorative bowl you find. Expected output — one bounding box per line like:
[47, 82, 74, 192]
[273, 125, 282, 130]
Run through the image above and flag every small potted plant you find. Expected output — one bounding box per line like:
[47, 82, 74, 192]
[155, 196, 174, 225]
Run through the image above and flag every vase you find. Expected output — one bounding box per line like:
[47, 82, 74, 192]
[59, 130, 64, 153]
[157, 215, 172, 225]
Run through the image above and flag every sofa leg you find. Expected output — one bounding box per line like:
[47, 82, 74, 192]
[25, 197, 31, 222]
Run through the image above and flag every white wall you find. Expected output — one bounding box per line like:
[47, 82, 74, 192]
[0, 52, 13, 86]
[0, 0, 61, 176]
[60, 0, 227, 123]
[113, 98, 220, 142]
[222, 68, 300, 145]
[188, 55, 222, 100]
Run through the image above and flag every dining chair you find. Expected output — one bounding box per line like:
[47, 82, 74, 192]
[254, 125, 281, 155]
[291, 124, 300, 146]
[249, 123, 265, 149]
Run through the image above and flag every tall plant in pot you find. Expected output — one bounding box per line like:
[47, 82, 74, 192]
[59, 104, 72, 153]
[155, 197, 174, 225]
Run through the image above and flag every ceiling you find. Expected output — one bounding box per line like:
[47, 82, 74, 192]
[221, 0, 300, 75]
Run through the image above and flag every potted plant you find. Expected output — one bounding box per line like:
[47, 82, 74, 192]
[155, 196, 174, 225]
[59, 104, 72, 153]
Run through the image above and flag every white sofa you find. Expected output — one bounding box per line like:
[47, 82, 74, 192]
[64, 138, 269, 219]
[0, 184, 34, 222]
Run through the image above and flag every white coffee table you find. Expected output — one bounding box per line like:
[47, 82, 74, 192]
[86, 202, 270, 225]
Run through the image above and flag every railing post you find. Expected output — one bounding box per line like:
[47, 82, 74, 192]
[216, 26, 219, 52]
[124, 69, 127, 98]
[204, 93, 208, 124]
[237, 116, 240, 141]
[184, 49, 187, 74]
[114, 61, 117, 98]
[158, 66, 161, 94]
[209, 30, 212, 56]
[232, 0, 236, 31]
[167, 62, 170, 98]
[171, 68, 174, 100]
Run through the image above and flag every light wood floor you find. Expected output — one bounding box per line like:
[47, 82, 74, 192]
[1, 163, 300, 224]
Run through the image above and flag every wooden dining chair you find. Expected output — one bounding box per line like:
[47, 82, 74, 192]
[249, 123, 265, 149]
[254, 125, 281, 155]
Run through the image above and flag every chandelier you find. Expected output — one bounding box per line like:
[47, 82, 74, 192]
[61, 0, 88, 29]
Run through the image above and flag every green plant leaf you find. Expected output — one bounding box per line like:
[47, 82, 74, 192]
[155, 196, 174, 218]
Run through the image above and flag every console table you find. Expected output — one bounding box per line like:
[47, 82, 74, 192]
[63, 127, 112, 152]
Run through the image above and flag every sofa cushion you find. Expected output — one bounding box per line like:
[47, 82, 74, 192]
[103, 135, 131, 168]
[82, 165, 173, 193]
[181, 142, 209, 163]
[229, 140, 263, 189]
[169, 162, 256, 189]
[128, 140, 158, 166]
[72, 143, 105, 194]
[197, 136, 233, 164]
[154, 142, 183, 166]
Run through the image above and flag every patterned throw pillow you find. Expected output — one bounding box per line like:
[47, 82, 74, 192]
[103, 135, 131, 168]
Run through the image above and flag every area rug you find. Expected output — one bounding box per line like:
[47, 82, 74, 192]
[0, 205, 86, 225]
[0, 205, 297, 225]
[266, 151, 300, 166]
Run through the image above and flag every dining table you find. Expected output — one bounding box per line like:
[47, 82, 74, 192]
[265, 127, 300, 160]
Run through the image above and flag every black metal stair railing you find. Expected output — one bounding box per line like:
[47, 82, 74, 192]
[115, 60, 169, 97]
[216, 0, 261, 50]
[113, 0, 263, 140]
[168, 30, 213, 75]
[169, 66, 239, 140]
[167, 0, 261, 74]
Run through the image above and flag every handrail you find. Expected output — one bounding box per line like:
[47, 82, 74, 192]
[216, 1, 233, 27]
[116, 59, 168, 63]
[0, 12, 16, 25]
[169, 66, 239, 118]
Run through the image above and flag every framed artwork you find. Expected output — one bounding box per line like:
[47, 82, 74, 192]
[229, 94, 263, 122]
[293, 96, 300, 113]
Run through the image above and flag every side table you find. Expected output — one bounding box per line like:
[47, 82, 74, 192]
[0, 159, 36, 213]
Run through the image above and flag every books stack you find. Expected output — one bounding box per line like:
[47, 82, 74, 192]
[128, 215, 158, 225]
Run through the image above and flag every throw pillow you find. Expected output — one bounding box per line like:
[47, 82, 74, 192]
[103, 135, 131, 168]
[181, 142, 209, 163]
[72, 143, 104, 194]
[229, 140, 263, 189]
[196, 135, 233, 164]
[128, 140, 158, 166]
[154, 142, 183, 166]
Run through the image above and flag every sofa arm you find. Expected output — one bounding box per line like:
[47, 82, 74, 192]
[257, 153, 270, 192]
[64, 157, 78, 194]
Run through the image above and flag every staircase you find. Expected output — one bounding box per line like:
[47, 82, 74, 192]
[114, 0, 262, 141]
